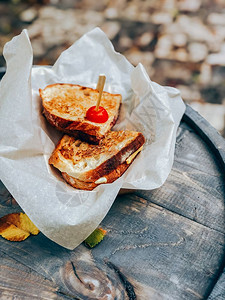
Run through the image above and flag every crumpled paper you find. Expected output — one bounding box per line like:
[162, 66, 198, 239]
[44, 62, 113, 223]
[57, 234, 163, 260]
[0, 28, 185, 249]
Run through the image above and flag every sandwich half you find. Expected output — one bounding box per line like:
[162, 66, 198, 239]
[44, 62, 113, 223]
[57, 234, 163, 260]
[49, 131, 145, 190]
[40, 83, 121, 144]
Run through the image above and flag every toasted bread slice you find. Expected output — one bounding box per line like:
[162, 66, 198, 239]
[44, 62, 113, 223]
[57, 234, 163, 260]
[40, 83, 121, 144]
[49, 131, 145, 190]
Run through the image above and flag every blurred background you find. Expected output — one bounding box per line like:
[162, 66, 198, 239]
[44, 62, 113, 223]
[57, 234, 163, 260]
[0, 0, 225, 136]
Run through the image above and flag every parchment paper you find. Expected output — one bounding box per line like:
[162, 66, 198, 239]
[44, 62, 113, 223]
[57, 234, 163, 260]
[0, 28, 185, 249]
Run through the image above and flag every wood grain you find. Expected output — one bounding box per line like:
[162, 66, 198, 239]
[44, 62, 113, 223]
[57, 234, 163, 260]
[208, 268, 225, 300]
[0, 191, 224, 299]
[0, 252, 70, 299]
[135, 121, 225, 234]
[183, 105, 225, 172]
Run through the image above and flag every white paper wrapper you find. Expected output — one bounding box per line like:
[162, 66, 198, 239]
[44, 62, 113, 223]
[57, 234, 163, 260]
[0, 28, 185, 249]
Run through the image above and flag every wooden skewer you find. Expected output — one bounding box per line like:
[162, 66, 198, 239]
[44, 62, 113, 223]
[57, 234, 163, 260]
[96, 75, 106, 111]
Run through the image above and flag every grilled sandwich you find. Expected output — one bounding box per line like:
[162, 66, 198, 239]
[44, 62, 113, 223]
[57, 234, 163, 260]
[49, 131, 145, 190]
[40, 83, 121, 144]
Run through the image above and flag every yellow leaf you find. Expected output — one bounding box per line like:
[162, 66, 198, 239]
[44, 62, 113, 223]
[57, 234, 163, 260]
[19, 213, 39, 235]
[0, 213, 39, 242]
[1, 223, 30, 241]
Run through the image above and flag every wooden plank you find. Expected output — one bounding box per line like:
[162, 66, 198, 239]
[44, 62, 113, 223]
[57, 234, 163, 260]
[208, 268, 225, 300]
[99, 194, 225, 299]
[182, 106, 225, 300]
[183, 105, 225, 172]
[0, 193, 224, 299]
[135, 122, 225, 234]
[0, 252, 71, 299]
[0, 180, 21, 214]
[0, 67, 5, 80]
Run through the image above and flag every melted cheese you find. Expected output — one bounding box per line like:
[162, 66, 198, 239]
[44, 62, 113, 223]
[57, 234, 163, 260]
[95, 177, 107, 184]
[126, 146, 143, 164]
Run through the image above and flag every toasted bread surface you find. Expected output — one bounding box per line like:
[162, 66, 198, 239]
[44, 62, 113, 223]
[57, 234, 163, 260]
[49, 131, 145, 183]
[40, 84, 121, 143]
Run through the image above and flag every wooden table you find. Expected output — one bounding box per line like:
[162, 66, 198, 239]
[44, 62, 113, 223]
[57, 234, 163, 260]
[0, 68, 225, 299]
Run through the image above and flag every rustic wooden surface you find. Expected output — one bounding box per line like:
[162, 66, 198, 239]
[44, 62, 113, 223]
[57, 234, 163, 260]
[0, 105, 225, 300]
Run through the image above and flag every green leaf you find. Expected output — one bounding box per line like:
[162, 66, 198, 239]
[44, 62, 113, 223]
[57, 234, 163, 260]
[84, 228, 107, 248]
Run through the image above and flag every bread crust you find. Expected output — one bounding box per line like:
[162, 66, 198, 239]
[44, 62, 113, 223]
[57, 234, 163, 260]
[40, 83, 122, 98]
[40, 83, 121, 144]
[61, 161, 130, 190]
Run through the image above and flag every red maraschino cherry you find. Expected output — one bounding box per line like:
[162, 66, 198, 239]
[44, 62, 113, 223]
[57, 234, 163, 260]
[86, 106, 109, 123]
